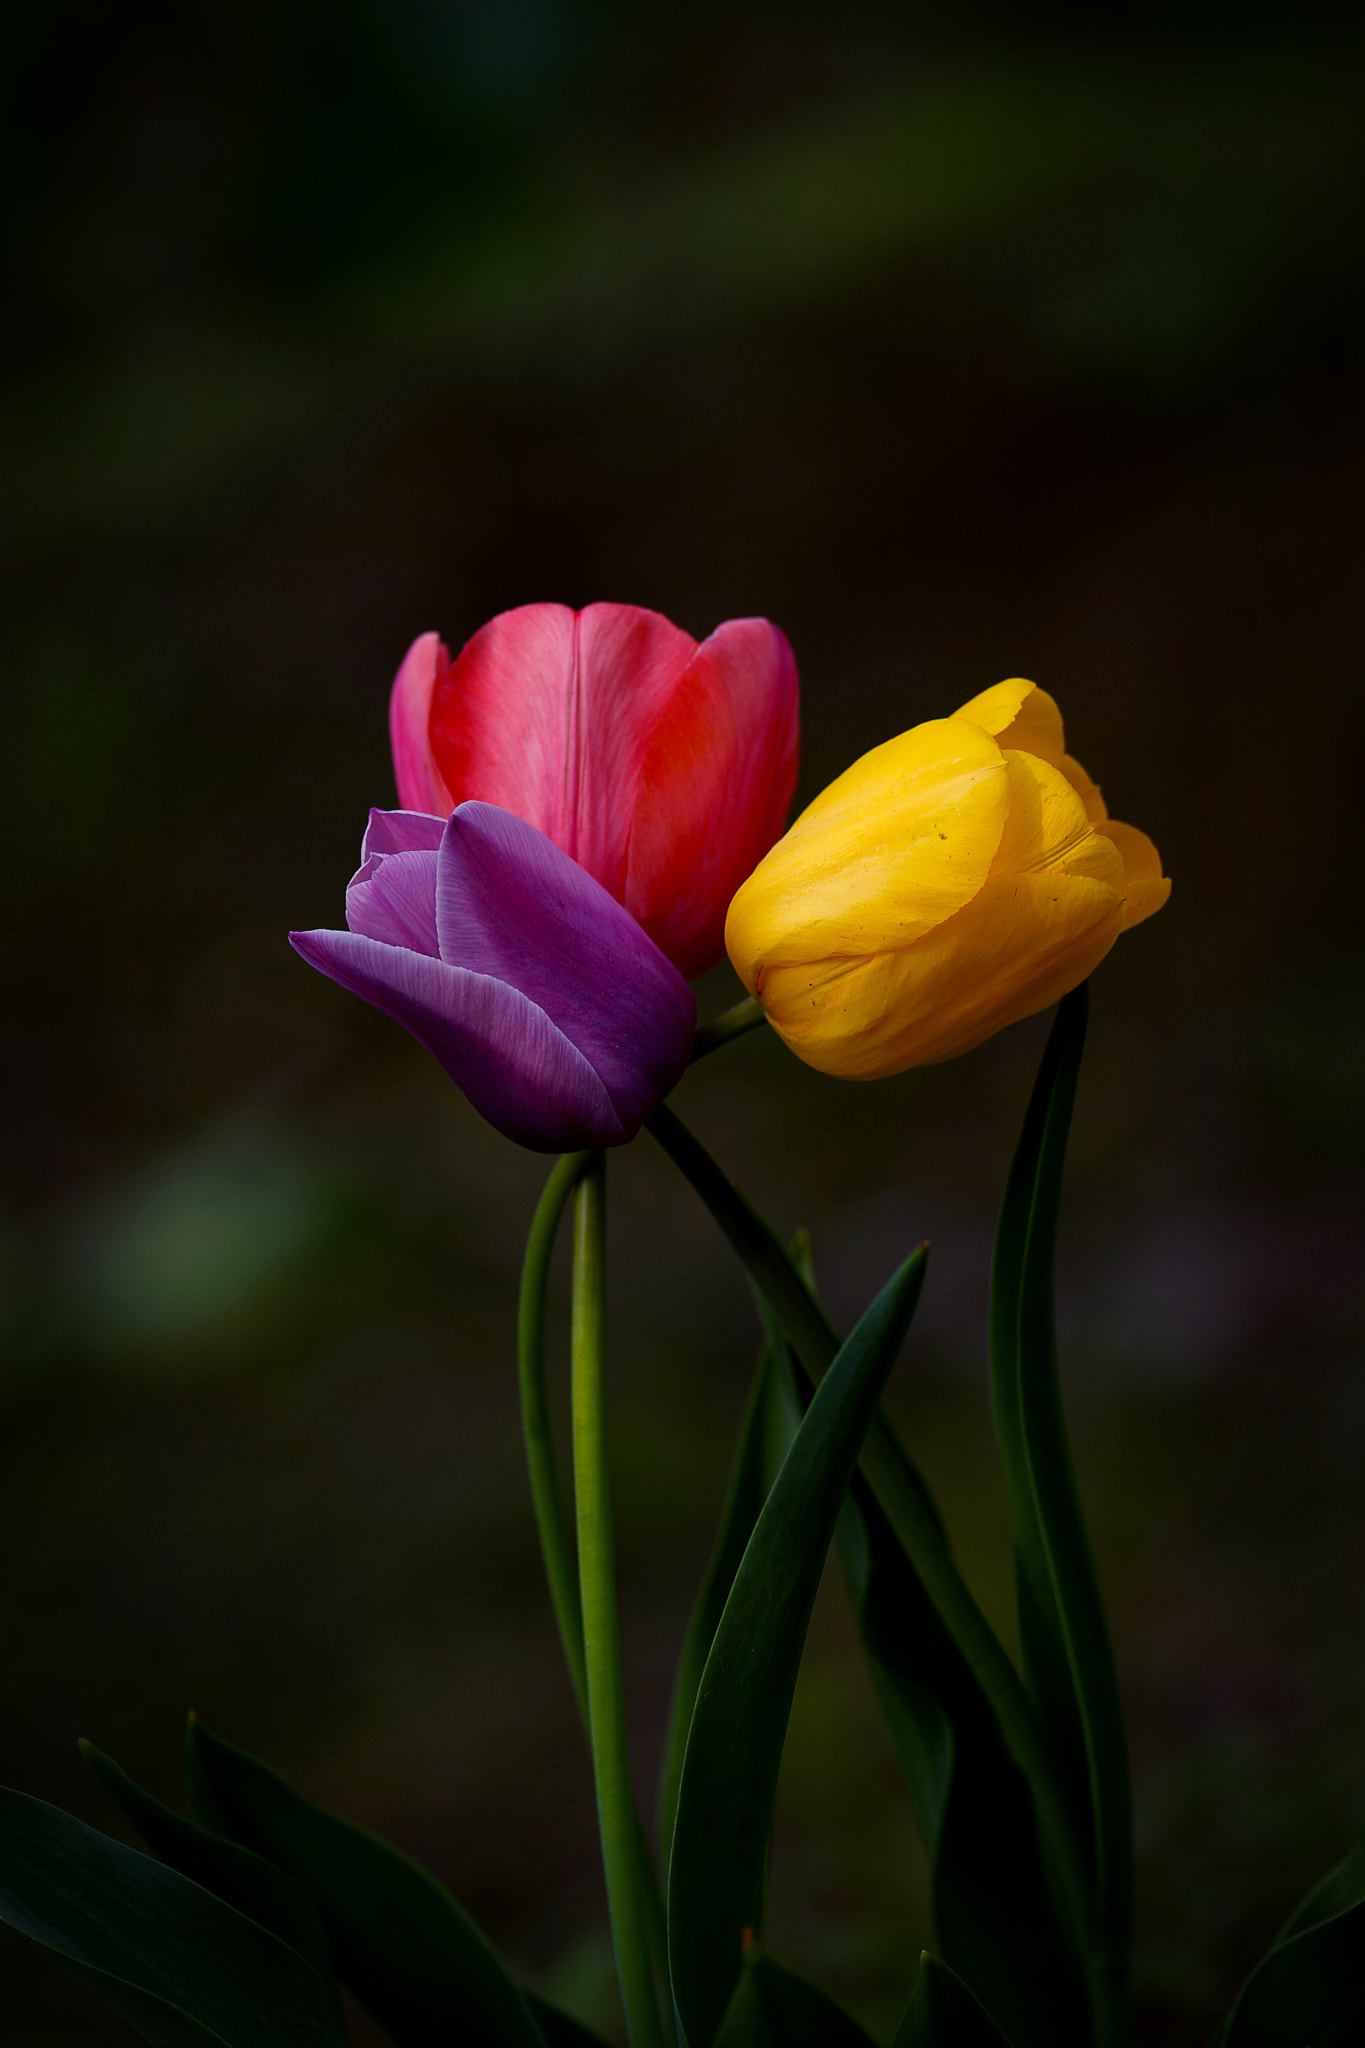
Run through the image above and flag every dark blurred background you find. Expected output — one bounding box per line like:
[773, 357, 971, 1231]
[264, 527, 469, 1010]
[3, 2, 1364, 2041]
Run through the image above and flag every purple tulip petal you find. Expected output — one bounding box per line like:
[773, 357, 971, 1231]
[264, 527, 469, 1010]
[362, 808, 447, 860]
[289, 928, 625, 1150]
[345, 848, 441, 957]
[434, 804, 696, 1128]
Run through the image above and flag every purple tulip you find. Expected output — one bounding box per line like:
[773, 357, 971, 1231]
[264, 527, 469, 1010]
[291, 803, 696, 1150]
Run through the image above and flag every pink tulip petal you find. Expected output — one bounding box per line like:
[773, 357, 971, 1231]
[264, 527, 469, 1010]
[362, 808, 447, 860]
[289, 928, 623, 1150]
[434, 803, 695, 1129]
[389, 633, 456, 816]
[626, 619, 800, 977]
[345, 848, 441, 957]
[427, 603, 697, 897]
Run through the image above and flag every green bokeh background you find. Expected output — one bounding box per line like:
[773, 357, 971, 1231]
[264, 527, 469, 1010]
[3, 4, 1364, 2042]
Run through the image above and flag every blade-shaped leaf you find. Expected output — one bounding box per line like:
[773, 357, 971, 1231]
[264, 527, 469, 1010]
[758, 1259, 1088, 2048]
[714, 1942, 878, 2046]
[840, 1485, 1090, 2048]
[1219, 1897, 1365, 2047]
[80, 1742, 335, 1995]
[0, 1788, 344, 2048]
[893, 1953, 1012, 2047]
[657, 1338, 786, 1869]
[1271, 1838, 1365, 1945]
[525, 1991, 614, 2046]
[989, 984, 1131, 1989]
[185, 1720, 549, 2048]
[667, 1245, 928, 2048]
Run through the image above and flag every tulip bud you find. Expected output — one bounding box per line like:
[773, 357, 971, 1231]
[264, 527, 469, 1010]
[292, 804, 696, 1150]
[725, 679, 1169, 1078]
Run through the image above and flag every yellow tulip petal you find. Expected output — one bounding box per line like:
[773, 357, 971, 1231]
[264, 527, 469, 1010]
[1060, 751, 1108, 823]
[957, 681, 1111, 823]
[989, 749, 1123, 892]
[954, 678, 1067, 761]
[1097, 818, 1171, 930]
[759, 864, 1124, 1078]
[725, 717, 1009, 974]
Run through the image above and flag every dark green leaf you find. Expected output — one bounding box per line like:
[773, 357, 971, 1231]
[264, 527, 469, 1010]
[1272, 1838, 1365, 1945]
[80, 1742, 335, 1995]
[760, 1259, 1088, 2048]
[668, 1246, 928, 2048]
[989, 984, 1131, 1983]
[657, 1338, 785, 1869]
[524, 1991, 614, 2046]
[185, 1719, 548, 2048]
[714, 1943, 878, 2046]
[1220, 1897, 1365, 2046]
[839, 1485, 1090, 2048]
[0, 1788, 344, 2048]
[893, 1953, 1012, 2047]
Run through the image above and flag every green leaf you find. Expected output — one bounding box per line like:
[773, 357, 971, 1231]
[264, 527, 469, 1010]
[839, 1484, 1090, 2048]
[185, 1719, 549, 2048]
[657, 1337, 786, 1869]
[893, 1953, 1013, 2047]
[1272, 1838, 1365, 1945]
[1220, 1897, 1365, 2047]
[667, 1245, 929, 2048]
[525, 1991, 614, 2046]
[80, 1742, 335, 1995]
[989, 984, 1131, 1987]
[0, 1788, 344, 2048]
[714, 1942, 878, 2046]
[760, 1254, 1088, 2048]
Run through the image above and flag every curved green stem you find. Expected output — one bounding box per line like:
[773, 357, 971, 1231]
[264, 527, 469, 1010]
[519, 1155, 674, 2037]
[688, 996, 767, 1064]
[571, 1156, 665, 2048]
[644, 1104, 1096, 1969]
[518, 1150, 593, 1721]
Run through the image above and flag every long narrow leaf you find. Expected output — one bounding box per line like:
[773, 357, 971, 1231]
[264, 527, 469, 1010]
[657, 1339, 784, 1869]
[714, 1943, 878, 2046]
[525, 1991, 614, 2046]
[0, 1789, 343, 2048]
[991, 985, 1132, 2000]
[841, 1485, 1091, 2047]
[1271, 1838, 1365, 1945]
[757, 1279, 1087, 2048]
[667, 1245, 928, 2048]
[185, 1720, 549, 2048]
[81, 1743, 335, 1994]
[1219, 1898, 1365, 2047]
[893, 1954, 1012, 2047]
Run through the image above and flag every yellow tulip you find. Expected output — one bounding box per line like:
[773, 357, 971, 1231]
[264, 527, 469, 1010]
[724, 679, 1170, 1078]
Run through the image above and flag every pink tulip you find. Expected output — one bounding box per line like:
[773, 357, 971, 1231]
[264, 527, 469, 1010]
[388, 603, 799, 980]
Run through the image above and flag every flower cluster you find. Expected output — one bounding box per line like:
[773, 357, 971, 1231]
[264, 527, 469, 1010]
[295, 602, 1168, 1140]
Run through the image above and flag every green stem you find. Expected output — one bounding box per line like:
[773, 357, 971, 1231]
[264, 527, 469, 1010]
[644, 1103, 1096, 1967]
[688, 996, 767, 1064]
[519, 1155, 674, 2038]
[518, 1150, 593, 1721]
[571, 1156, 665, 2048]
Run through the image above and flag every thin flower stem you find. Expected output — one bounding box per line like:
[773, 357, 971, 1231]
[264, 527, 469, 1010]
[518, 1150, 593, 1720]
[571, 1156, 666, 2048]
[688, 996, 767, 1063]
[519, 1155, 675, 2038]
[644, 1103, 1096, 1970]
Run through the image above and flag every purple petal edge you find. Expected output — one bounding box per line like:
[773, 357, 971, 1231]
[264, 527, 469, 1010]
[289, 926, 627, 1150]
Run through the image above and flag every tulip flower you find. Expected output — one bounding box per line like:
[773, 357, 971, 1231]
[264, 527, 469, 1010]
[291, 803, 696, 1150]
[725, 678, 1169, 1078]
[389, 603, 799, 980]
